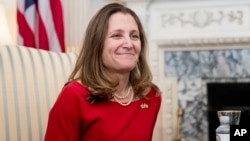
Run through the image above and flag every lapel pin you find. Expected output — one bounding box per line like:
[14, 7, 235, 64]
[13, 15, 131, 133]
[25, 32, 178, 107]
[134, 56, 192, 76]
[140, 103, 149, 109]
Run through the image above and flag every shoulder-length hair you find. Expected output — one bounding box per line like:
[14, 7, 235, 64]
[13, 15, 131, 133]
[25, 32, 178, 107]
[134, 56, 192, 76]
[68, 2, 160, 103]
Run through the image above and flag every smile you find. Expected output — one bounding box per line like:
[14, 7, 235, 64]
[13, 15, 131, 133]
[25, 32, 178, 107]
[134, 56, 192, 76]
[117, 53, 134, 55]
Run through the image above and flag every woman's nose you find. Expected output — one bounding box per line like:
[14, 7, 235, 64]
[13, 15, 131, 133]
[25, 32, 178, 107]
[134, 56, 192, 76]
[123, 36, 133, 48]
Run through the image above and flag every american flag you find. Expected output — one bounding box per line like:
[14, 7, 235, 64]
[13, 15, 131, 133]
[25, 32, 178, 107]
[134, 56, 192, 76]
[17, 0, 65, 52]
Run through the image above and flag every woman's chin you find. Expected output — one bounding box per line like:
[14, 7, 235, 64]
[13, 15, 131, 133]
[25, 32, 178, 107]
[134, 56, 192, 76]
[116, 66, 136, 73]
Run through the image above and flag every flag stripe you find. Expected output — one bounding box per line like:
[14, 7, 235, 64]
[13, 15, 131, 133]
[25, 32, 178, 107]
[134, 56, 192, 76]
[36, 4, 49, 50]
[50, 0, 65, 52]
[17, 10, 36, 47]
[17, 0, 65, 52]
[38, 0, 61, 52]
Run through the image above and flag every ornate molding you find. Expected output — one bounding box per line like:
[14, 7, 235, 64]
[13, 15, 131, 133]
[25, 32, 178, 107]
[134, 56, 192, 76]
[161, 10, 243, 28]
[156, 37, 250, 49]
[158, 77, 178, 141]
[148, 1, 250, 48]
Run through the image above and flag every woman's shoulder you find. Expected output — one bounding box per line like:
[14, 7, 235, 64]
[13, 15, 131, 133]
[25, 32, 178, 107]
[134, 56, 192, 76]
[59, 80, 89, 98]
[146, 87, 161, 98]
[50, 81, 90, 115]
[64, 80, 86, 88]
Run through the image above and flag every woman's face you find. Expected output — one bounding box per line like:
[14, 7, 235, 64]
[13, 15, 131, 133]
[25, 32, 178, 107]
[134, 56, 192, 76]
[102, 12, 141, 74]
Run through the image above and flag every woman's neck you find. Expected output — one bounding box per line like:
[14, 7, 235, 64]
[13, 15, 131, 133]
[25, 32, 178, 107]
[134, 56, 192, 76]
[108, 71, 130, 92]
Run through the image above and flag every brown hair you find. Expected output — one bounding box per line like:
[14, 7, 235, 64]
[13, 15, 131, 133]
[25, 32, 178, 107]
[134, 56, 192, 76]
[68, 3, 160, 103]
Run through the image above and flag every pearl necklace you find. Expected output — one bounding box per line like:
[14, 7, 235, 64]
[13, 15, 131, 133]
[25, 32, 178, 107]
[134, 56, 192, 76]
[113, 86, 131, 99]
[113, 87, 134, 106]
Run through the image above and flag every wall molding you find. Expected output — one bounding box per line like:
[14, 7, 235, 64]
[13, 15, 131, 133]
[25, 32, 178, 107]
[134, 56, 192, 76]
[156, 36, 250, 51]
[148, 0, 250, 50]
[161, 10, 243, 29]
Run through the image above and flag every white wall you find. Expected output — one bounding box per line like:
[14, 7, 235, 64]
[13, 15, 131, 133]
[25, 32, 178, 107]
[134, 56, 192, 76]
[1, 0, 16, 44]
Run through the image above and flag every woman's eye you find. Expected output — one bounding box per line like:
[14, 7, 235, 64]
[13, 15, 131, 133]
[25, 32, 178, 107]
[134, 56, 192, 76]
[111, 34, 121, 38]
[131, 34, 139, 40]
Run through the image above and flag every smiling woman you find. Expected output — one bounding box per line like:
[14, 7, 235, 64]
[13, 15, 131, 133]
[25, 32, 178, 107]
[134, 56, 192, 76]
[102, 12, 141, 74]
[45, 3, 161, 141]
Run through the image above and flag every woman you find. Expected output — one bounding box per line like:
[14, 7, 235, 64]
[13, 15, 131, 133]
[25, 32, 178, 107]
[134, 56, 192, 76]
[45, 2, 161, 141]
